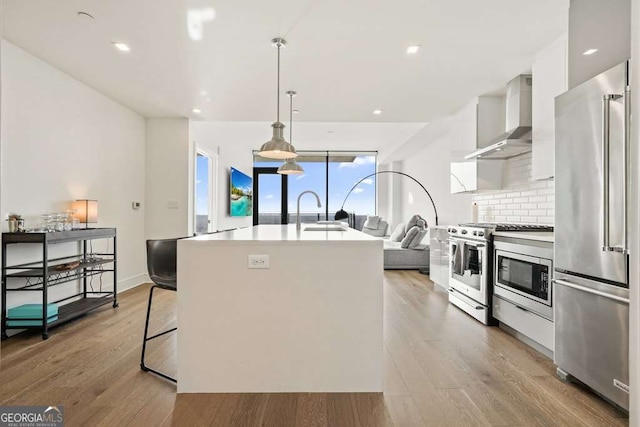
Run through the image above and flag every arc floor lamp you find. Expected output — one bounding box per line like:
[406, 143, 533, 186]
[334, 171, 439, 226]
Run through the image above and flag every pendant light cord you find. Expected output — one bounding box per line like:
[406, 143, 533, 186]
[289, 93, 293, 142]
[277, 44, 281, 123]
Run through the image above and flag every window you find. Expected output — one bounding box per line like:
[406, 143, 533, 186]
[254, 151, 377, 227]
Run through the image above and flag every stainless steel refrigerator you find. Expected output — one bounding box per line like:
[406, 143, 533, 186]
[554, 60, 630, 411]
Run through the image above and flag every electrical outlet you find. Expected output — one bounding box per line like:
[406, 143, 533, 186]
[248, 254, 269, 269]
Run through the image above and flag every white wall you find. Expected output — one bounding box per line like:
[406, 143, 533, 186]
[190, 122, 257, 231]
[387, 116, 473, 228]
[145, 118, 192, 239]
[1, 40, 147, 308]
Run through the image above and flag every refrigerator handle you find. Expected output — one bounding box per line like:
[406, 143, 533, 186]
[602, 94, 622, 252]
[621, 86, 630, 254]
[553, 279, 629, 304]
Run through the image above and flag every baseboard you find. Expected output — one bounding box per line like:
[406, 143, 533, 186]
[118, 273, 149, 293]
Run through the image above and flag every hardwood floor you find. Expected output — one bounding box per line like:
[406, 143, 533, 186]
[0, 271, 628, 426]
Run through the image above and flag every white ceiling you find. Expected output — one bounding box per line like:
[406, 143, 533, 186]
[2, 0, 568, 125]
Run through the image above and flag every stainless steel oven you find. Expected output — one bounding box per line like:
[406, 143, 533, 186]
[447, 225, 493, 325]
[449, 237, 489, 304]
[493, 238, 553, 319]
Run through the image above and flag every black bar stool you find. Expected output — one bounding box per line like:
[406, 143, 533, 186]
[140, 238, 179, 383]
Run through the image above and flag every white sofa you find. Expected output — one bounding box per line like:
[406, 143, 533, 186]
[382, 236, 430, 270]
[360, 216, 430, 271]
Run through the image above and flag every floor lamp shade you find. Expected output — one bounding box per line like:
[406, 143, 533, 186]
[73, 199, 98, 224]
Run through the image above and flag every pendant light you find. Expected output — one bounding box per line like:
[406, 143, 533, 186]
[258, 38, 298, 159]
[278, 91, 304, 175]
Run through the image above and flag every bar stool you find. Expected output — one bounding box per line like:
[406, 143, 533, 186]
[140, 238, 179, 383]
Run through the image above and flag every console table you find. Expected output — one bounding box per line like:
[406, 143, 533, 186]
[1, 228, 117, 340]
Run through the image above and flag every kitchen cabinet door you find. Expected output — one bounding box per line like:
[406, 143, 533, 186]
[532, 35, 567, 180]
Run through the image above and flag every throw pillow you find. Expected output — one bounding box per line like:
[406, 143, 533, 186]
[390, 223, 406, 242]
[363, 215, 381, 230]
[408, 229, 429, 249]
[401, 226, 420, 249]
[404, 214, 424, 233]
[416, 218, 427, 229]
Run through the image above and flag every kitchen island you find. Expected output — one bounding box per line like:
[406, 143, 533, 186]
[176, 224, 383, 393]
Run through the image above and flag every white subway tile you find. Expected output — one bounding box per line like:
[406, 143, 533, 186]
[489, 199, 501, 205]
[506, 216, 522, 222]
[521, 216, 538, 223]
[547, 195, 555, 202]
[538, 202, 554, 209]
[513, 197, 529, 203]
[538, 216, 554, 224]
[529, 209, 547, 216]
[499, 210, 514, 216]
[494, 204, 507, 210]
[520, 190, 538, 197]
[495, 216, 507, 222]
[529, 181, 548, 189]
[521, 203, 537, 209]
[498, 198, 514, 204]
[528, 196, 546, 203]
[506, 192, 521, 198]
[506, 204, 521, 210]
[547, 209, 555, 216]
[538, 188, 554, 195]
[547, 180, 555, 188]
[513, 210, 528, 216]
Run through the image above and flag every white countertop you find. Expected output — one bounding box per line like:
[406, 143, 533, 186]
[493, 231, 554, 243]
[183, 224, 381, 244]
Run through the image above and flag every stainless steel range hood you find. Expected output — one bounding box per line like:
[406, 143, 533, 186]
[465, 75, 532, 160]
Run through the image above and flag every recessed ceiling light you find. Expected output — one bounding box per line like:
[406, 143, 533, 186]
[293, 109, 299, 114]
[583, 48, 598, 56]
[192, 108, 202, 114]
[112, 42, 131, 52]
[373, 109, 383, 115]
[406, 45, 420, 54]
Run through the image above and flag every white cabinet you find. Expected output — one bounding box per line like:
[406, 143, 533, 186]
[451, 160, 503, 194]
[532, 35, 567, 180]
[429, 226, 450, 289]
[450, 97, 504, 193]
[567, 0, 630, 89]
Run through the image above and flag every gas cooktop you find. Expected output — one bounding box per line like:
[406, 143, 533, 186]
[459, 223, 554, 232]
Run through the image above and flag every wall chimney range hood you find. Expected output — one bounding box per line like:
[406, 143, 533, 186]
[465, 75, 533, 160]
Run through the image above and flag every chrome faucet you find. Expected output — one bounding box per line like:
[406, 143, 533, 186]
[296, 190, 322, 230]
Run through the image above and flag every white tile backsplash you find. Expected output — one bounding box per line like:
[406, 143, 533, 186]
[471, 152, 554, 225]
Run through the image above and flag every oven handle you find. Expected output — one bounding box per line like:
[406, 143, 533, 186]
[450, 238, 485, 248]
[553, 279, 629, 304]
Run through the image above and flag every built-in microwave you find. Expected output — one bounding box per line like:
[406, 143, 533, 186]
[493, 239, 554, 319]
